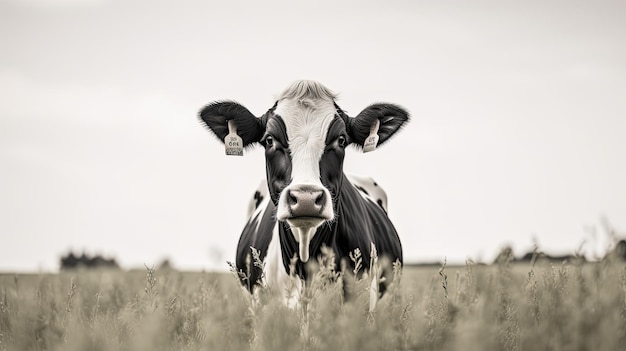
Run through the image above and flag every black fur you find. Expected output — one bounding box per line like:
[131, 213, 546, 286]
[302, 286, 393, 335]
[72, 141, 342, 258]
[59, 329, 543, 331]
[348, 103, 409, 147]
[199, 101, 266, 146]
[253, 191, 264, 209]
[263, 115, 292, 205]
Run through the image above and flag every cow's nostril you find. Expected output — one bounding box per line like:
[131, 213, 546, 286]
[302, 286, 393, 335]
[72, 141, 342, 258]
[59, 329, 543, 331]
[288, 190, 298, 205]
[315, 192, 325, 207]
[285, 186, 328, 218]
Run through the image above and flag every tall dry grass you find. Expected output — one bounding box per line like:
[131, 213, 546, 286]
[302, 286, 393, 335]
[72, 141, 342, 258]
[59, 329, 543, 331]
[0, 251, 624, 350]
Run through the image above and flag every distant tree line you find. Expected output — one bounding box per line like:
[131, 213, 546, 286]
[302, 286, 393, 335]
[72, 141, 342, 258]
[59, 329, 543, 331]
[496, 239, 626, 264]
[60, 252, 119, 269]
[59, 240, 626, 270]
[406, 239, 626, 268]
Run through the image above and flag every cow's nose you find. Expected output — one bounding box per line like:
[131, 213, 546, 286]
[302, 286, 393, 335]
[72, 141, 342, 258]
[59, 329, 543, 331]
[287, 185, 326, 217]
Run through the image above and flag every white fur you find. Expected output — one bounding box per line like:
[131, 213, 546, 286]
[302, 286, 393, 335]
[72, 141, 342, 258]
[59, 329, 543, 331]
[248, 189, 270, 234]
[273, 81, 338, 261]
[264, 222, 301, 307]
[275, 98, 337, 187]
[246, 179, 269, 218]
[346, 173, 388, 212]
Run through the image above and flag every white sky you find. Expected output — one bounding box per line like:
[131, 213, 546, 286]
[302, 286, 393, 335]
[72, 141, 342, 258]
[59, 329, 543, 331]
[1, 0, 625, 272]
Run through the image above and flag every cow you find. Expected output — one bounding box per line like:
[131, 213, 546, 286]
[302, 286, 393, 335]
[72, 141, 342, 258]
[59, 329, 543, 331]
[199, 80, 409, 308]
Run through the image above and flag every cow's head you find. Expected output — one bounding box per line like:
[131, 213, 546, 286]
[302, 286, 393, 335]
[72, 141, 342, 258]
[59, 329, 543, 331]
[200, 81, 408, 262]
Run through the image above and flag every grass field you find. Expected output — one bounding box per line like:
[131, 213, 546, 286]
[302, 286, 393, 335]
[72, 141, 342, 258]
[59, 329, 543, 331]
[1, 254, 625, 351]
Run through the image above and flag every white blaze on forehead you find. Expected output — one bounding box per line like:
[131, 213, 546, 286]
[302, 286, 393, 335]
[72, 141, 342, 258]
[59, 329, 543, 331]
[274, 99, 337, 184]
[272, 81, 339, 263]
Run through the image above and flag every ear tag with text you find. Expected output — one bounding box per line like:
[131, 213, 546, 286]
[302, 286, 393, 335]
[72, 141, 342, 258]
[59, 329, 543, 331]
[362, 119, 380, 153]
[224, 120, 243, 156]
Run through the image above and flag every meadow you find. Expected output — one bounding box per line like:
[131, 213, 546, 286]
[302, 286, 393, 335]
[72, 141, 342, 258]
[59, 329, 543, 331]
[0, 252, 625, 351]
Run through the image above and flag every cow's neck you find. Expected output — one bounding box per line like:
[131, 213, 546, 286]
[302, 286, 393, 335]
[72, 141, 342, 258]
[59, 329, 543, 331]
[277, 218, 336, 275]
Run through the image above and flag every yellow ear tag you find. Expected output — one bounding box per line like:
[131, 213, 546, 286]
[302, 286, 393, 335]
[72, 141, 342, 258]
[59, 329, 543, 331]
[224, 120, 243, 156]
[362, 119, 380, 153]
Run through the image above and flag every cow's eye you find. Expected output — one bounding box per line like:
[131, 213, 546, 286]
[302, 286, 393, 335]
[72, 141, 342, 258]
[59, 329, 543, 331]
[265, 136, 274, 148]
[337, 135, 347, 148]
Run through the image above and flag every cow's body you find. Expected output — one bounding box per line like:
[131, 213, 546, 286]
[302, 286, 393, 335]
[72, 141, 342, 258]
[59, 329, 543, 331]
[199, 80, 409, 308]
[241, 174, 396, 297]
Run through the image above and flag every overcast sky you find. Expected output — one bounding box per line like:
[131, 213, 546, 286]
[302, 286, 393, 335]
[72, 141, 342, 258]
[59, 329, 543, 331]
[1, 0, 625, 272]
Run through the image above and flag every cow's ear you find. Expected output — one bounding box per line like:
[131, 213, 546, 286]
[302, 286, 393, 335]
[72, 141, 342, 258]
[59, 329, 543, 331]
[347, 103, 409, 148]
[199, 101, 265, 146]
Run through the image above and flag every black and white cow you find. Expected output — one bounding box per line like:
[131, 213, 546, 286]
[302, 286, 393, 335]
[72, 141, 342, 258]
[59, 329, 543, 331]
[199, 80, 408, 307]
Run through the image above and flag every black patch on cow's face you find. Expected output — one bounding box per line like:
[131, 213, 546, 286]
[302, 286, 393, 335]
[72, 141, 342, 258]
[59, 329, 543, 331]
[262, 114, 291, 205]
[320, 116, 349, 205]
[261, 110, 348, 215]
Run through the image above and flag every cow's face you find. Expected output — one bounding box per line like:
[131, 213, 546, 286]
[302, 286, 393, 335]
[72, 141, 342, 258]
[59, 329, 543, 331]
[200, 81, 409, 262]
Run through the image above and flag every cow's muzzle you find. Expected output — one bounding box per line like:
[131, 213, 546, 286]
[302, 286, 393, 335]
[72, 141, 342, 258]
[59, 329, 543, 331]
[276, 183, 333, 262]
[287, 186, 326, 217]
[277, 183, 333, 221]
